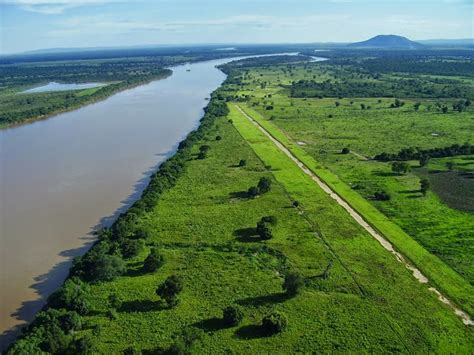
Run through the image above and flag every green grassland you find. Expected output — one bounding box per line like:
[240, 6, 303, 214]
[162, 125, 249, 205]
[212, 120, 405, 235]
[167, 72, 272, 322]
[11, 96, 474, 353]
[223, 61, 474, 289]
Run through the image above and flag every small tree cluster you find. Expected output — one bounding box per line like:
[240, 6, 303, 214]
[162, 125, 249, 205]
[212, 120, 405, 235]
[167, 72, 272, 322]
[248, 177, 272, 198]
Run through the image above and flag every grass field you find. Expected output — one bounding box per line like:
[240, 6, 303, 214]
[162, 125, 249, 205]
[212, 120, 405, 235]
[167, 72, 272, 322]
[223, 62, 474, 290]
[39, 107, 471, 353]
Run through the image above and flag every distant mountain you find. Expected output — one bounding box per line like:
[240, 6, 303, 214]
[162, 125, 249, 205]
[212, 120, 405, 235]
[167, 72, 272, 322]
[348, 35, 424, 49]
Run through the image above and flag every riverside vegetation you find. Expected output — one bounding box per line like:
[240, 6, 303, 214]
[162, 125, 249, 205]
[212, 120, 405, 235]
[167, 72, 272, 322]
[7, 51, 474, 353]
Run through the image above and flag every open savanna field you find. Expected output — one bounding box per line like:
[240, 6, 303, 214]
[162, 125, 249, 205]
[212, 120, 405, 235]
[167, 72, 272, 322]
[220, 55, 474, 290]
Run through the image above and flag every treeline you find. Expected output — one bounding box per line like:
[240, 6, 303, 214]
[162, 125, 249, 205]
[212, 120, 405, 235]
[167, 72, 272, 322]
[289, 77, 474, 99]
[360, 58, 474, 77]
[0, 69, 171, 126]
[374, 144, 473, 162]
[0, 59, 173, 87]
[7, 93, 230, 354]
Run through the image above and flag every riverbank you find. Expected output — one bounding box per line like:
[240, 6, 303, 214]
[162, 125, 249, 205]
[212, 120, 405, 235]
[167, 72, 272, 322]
[0, 70, 172, 129]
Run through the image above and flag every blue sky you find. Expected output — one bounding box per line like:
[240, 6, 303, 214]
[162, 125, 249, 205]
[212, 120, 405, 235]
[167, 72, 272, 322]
[1, 0, 473, 54]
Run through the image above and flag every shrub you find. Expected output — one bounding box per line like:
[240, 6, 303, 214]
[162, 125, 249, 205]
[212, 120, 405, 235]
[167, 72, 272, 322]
[223, 305, 243, 326]
[257, 177, 272, 194]
[156, 275, 183, 307]
[143, 248, 165, 272]
[216, 135, 222, 141]
[238, 159, 247, 167]
[292, 200, 300, 208]
[341, 147, 350, 154]
[283, 272, 304, 296]
[261, 311, 288, 334]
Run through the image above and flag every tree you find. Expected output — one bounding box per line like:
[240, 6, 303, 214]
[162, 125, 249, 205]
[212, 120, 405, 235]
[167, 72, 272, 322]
[374, 191, 391, 201]
[446, 161, 455, 171]
[292, 200, 300, 208]
[247, 186, 259, 198]
[413, 102, 421, 111]
[48, 278, 91, 315]
[283, 271, 304, 296]
[216, 135, 222, 141]
[156, 275, 183, 307]
[120, 239, 144, 259]
[341, 147, 350, 154]
[442, 106, 448, 114]
[391, 161, 411, 175]
[261, 311, 288, 334]
[239, 159, 247, 167]
[107, 309, 118, 322]
[108, 293, 122, 310]
[143, 248, 164, 272]
[335, 101, 340, 107]
[257, 177, 272, 194]
[222, 305, 243, 326]
[420, 178, 430, 196]
[419, 156, 429, 167]
[360, 103, 366, 110]
[256, 219, 273, 240]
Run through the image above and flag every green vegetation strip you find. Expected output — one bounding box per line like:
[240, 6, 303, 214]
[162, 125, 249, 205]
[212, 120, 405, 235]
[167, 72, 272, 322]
[232, 103, 474, 318]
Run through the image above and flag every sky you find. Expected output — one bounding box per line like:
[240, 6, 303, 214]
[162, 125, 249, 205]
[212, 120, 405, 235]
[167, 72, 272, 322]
[0, 0, 473, 54]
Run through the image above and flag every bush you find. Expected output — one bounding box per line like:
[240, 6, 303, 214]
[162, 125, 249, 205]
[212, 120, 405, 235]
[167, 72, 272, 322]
[223, 305, 243, 326]
[283, 271, 304, 296]
[216, 135, 222, 141]
[257, 177, 272, 194]
[341, 147, 350, 154]
[420, 178, 430, 196]
[238, 159, 247, 167]
[261, 311, 288, 334]
[156, 275, 183, 307]
[143, 248, 165, 272]
[391, 161, 411, 174]
[292, 200, 300, 208]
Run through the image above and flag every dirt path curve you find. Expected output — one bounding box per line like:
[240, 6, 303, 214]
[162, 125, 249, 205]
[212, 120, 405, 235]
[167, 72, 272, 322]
[235, 104, 473, 326]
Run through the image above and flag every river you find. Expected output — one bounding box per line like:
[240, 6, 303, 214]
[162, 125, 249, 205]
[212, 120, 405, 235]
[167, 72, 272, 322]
[0, 54, 326, 349]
